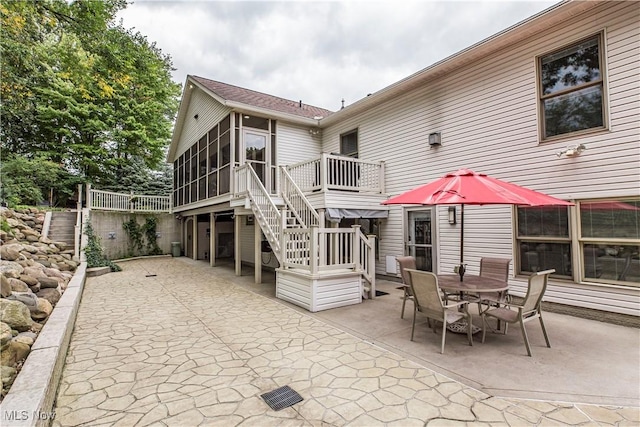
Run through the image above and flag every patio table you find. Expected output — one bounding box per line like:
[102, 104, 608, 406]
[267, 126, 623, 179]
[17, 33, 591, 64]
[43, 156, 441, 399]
[437, 274, 509, 334]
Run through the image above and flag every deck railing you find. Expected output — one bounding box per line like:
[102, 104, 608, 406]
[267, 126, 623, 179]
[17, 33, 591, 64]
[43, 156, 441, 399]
[88, 186, 172, 213]
[287, 153, 385, 194]
[282, 225, 375, 286]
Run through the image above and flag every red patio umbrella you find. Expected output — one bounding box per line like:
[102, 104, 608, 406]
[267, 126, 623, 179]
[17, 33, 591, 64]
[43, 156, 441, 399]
[382, 169, 574, 266]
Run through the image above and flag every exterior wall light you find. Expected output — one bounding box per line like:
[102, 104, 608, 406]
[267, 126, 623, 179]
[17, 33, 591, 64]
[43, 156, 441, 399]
[428, 132, 442, 147]
[108, 231, 116, 239]
[448, 206, 456, 224]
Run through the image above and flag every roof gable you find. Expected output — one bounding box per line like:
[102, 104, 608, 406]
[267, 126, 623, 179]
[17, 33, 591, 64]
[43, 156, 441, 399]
[191, 76, 333, 120]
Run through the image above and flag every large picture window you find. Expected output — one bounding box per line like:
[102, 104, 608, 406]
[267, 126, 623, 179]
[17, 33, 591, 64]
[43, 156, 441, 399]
[538, 33, 605, 140]
[579, 199, 640, 284]
[517, 206, 572, 278]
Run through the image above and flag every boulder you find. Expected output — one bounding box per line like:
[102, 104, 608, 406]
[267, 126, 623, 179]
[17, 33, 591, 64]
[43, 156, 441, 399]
[38, 276, 60, 289]
[36, 288, 61, 306]
[1, 274, 12, 298]
[44, 267, 64, 278]
[7, 292, 38, 308]
[0, 244, 23, 261]
[1, 366, 17, 388]
[8, 278, 30, 293]
[25, 235, 39, 243]
[0, 322, 12, 347]
[0, 340, 31, 366]
[35, 259, 52, 268]
[28, 283, 41, 293]
[19, 274, 38, 287]
[30, 298, 52, 321]
[0, 261, 24, 279]
[23, 266, 45, 279]
[0, 299, 33, 332]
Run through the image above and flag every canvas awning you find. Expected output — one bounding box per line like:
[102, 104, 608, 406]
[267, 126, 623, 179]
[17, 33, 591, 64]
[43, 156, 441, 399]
[326, 208, 389, 223]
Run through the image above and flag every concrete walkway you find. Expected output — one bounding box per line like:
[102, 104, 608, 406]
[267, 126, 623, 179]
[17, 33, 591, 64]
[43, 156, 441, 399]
[53, 258, 639, 426]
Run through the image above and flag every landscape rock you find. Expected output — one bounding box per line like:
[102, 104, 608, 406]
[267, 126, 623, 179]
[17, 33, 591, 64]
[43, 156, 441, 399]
[0, 340, 31, 366]
[6, 292, 38, 308]
[0, 244, 23, 261]
[1, 366, 17, 388]
[30, 298, 53, 321]
[0, 275, 11, 298]
[38, 276, 60, 289]
[23, 266, 46, 279]
[0, 322, 12, 347]
[36, 288, 61, 306]
[0, 299, 33, 332]
[8, 278, 30, 293]
[0, 261, 24, 279]
[19, 274, 38, 287]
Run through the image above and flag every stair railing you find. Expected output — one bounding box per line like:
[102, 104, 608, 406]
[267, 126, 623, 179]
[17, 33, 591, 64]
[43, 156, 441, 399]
[237, 164, 282, 259]
[280, 167, 320, 228]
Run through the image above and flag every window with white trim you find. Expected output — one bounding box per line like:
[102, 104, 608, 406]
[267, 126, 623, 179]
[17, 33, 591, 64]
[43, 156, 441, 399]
[538, 33, 606, 140]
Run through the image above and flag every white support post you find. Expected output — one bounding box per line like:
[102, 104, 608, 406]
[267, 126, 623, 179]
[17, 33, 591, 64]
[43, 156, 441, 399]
[368, 234, 376, 299]
[192, 215, 197, 261]
[379, 160, 386, 194]
[85, 183, 92, 210]
[320, 153, 328, 192]
[209, 213, 216, 267]
[352, 225, 361, 272]
[254, 219, 262, 284]
[280, 207, 287, 269]
[130, 190, 135, 213]
[318, 209, 326, 267]
[235, 213, 242, 276]
[310, 226, 318, 275]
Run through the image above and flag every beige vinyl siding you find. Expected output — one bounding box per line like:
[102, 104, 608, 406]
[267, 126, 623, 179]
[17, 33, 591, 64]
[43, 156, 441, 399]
[276, 122, 322, 166]
[174, 88, 232, 160]
[319, 2, 638, 313]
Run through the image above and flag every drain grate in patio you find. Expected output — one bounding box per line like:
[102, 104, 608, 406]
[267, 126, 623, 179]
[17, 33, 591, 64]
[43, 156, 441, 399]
[260, 385, 303, 411]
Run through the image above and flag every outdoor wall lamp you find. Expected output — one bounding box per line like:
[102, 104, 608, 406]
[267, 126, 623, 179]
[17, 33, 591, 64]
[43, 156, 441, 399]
[448, 206, 457, 224]
[309, 128, 321, 136]
[428, 132, 442, 147]
[108, 231, 116, 239]
[556, 143, 586, 158]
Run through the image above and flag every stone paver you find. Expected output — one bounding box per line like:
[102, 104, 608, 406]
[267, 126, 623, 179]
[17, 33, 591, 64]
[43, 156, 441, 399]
[53, 258, 639, 426]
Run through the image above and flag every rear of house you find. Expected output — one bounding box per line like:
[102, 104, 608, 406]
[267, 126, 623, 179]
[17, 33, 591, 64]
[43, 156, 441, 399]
[166, 0, 639, 315]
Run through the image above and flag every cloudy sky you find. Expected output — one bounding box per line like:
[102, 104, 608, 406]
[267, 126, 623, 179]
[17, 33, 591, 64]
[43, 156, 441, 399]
[117, 0, 557, 111]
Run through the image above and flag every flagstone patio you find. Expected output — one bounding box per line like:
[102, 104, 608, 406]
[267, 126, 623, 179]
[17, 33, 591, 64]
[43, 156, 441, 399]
[52, 257, 639, 426]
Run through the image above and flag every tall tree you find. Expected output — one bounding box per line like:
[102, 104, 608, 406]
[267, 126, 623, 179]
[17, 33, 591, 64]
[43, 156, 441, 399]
[0, 0, 180, 198]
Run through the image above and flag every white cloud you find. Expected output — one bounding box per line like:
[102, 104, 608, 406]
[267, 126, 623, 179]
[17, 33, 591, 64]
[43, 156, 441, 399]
[117, 0, 557, 110]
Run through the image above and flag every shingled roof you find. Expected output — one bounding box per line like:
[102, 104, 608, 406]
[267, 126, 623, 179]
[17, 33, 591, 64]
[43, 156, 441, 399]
[191, 76, 334, 120]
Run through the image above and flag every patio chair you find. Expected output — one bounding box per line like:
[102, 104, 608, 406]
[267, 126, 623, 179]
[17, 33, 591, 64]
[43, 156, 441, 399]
[477, 257, 511, 313]
[396, 256, 417, 319]
[406, 269, 473, 354]
[481, 269, 555, 356]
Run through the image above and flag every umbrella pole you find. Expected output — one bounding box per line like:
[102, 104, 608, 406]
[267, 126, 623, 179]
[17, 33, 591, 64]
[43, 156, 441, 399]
[460, 204, 464, 264]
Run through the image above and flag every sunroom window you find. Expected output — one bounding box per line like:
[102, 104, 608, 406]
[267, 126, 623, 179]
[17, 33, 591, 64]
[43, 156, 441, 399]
[539, 33, 605, 140]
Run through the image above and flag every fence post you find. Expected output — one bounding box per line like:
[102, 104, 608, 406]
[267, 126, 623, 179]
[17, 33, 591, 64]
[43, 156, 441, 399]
[379, 160, 386, 194]
[130, 191, 134, 213]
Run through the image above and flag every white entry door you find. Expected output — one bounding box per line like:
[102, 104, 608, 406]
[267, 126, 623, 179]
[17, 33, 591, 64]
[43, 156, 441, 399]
[242, 129, 272, 192]
[406, 210, 434, 271]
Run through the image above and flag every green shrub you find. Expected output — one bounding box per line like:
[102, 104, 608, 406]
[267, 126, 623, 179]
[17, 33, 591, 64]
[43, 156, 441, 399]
[84, 221, 121, 272]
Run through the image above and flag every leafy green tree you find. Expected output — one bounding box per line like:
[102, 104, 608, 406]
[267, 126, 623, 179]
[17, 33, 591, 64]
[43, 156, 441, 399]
[0, 0, 180, 203]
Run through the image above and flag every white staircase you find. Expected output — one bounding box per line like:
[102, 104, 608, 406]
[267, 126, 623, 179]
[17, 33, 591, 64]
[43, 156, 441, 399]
[234, 164, 376, 300]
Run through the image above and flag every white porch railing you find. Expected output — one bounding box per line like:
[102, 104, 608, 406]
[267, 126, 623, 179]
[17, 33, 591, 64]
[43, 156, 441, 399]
[280, 167, 320, 227]
[282, 225, 376, 294]
[287, 153, 385, 194]
[235, 164, 283, 259]
[88, 187, 172, 213]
